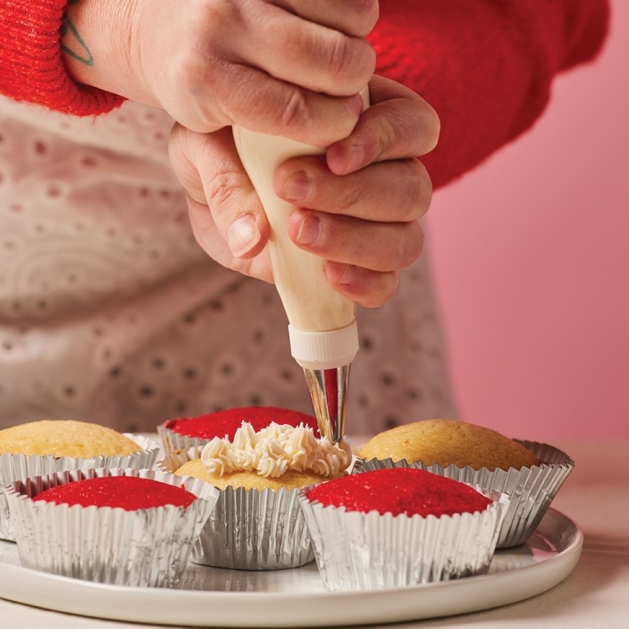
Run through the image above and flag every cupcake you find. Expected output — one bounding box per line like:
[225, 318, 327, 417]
[0, 420, 160, 541]
[158, 406, 320, 455]
[159, 415, 352, 570]
[356, 419, 574, 548]
[298, 467, 507, 591]
[4, 468, 218, 587]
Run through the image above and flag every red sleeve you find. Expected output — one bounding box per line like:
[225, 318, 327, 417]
[0, 0, 610, 165]
[370, 0, 610, 189]
[0, 0, 123, 115]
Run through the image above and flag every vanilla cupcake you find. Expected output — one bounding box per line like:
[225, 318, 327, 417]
[4, 468, 218, 587]
[298, 467, 507, 591]
[0, 420, 159, 541]
[160, 420, 352, 570]
[356, 419, 574, 548]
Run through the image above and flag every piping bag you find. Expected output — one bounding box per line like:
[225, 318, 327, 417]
[233, 88, 369, 444]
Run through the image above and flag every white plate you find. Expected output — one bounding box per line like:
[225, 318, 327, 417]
[0, 508, 581, 627]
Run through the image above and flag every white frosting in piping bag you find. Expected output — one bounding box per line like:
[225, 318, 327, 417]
[232, 87, 369, 371]
[200, 422, 352, 479]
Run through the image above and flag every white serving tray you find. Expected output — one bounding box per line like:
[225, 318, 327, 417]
[0, 508, 582, 627]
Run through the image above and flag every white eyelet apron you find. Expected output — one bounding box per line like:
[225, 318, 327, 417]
[0, 97, 458, 434]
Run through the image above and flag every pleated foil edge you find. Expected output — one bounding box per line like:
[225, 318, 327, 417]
[354, 440, 574, 548]
[3, 467, 218, 587]
[157, 425, 209, 457]
[0, 434, 160, 542]
[297, 490, 508, 592]
[157, 447, 314, 570]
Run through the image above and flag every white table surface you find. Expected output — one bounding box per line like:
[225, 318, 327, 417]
[1, 438, 628, 629]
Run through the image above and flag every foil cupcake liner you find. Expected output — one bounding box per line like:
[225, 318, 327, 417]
[157, 423, 208, 457]
[0, 434, 160, 542]
[298, 488, 508, 592]
[4, 467, 218, 587]
[355, 440, 574, 548]
[158, 447, 314, 570]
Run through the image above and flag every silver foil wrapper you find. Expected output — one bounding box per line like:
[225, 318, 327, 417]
[0, 434, 160, 542]
[158, 448, 314, 570]
[158, 423, 209, 457]
[298, 489, 508, 592]
[4, 467, 218, 587]
[355, 440, 574, 548]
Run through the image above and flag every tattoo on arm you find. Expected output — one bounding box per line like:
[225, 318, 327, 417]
[60, 0, 94, 66]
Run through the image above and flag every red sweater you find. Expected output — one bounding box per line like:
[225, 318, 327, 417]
[0, 0, 609, 189]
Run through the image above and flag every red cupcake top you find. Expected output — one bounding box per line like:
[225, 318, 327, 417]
[164, 406, 320, 440]
[33, 476, 197, 510]
[306, 468, 491, 518]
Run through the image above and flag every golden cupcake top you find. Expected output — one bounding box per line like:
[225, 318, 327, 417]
[359, 419, 540, 472]
[0, 420, 141, 458]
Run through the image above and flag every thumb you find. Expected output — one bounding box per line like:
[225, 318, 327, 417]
[168, 124, 270, 261]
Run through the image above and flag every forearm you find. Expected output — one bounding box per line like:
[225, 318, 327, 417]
[61, 0, 159, 108]
[0, 0, 124, 114]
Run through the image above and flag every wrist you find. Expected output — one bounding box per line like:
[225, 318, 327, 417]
[62, 0, 159, 107]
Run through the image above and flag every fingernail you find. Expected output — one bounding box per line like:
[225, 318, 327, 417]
[337, 264, 357, 286]
[227, 214, 261, 257]
[283, 171, 310, 202]
[296, 214, 321, 245]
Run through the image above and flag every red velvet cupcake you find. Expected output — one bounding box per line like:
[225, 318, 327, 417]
[5, 469, 219, 587]
[158, 406, 320, 455]
[298, 468, 507, 591]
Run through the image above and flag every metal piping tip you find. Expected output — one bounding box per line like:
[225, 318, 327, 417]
[303, 364, 350, 444]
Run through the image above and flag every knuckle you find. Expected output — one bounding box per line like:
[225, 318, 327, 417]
[171, 45, 201, 89]
[361, 0, 380, 32]
[337, 185, 364, 216]
[205, 167, 243, 209]
[326, 35, 355, 81]
[376, 117, 398, 160]
[390, 164, 423, 222]
[325, 36, 374, 87]
[345, 0, 380, 36]
[402, 223, 425, 267]
[401, 159, 432, 220]
[423, 103, 441, 153]
[279, 88, 311, 132]
[417, 161, 434, 214]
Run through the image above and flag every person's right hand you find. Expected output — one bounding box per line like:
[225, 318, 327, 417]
[63, 0, 378, 145]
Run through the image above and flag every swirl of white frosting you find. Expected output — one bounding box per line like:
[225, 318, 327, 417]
[230, 422, 260, 470]
[202, 438, 238, 476]
[199, 422, 352, 479]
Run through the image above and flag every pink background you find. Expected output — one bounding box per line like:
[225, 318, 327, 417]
[426, 0, 628, 441]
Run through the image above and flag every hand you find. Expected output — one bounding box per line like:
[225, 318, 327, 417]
[63, 0, 377, 145]
[169, 75, 439, 308]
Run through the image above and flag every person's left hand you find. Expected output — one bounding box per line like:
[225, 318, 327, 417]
[168, 74, 439, 308]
